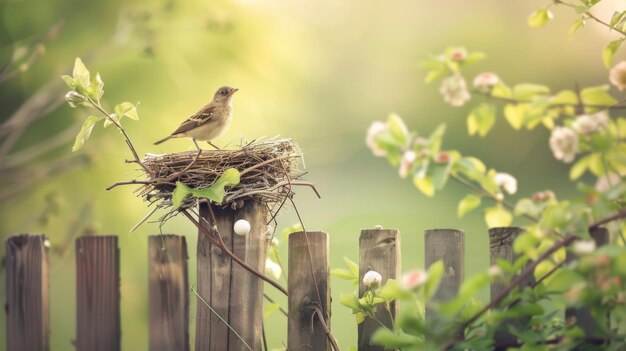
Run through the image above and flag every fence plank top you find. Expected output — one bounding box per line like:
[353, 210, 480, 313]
[358, 228, 400, 351]
[6, 234, 50, 351]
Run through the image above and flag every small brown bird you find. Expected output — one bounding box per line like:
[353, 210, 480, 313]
[154, 86, 239, 149]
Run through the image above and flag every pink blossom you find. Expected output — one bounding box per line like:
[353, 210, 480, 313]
[610, 61, 626, 91]
[402, 269, 428, 290]
[473, 72, 500, 91]
[398, 151, 417, 178]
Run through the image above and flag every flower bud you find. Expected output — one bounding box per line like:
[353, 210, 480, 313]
[233, 219, 251, 236]
[363, 270, 383, 288]
[65, 91, 86, 108]
[402, 269, 428, 290]
[434, 151, 450, 164]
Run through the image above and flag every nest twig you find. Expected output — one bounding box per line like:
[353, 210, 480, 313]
[131, 138, 313, 211]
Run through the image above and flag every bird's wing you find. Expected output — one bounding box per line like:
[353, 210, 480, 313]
[170, 104, 216, 136]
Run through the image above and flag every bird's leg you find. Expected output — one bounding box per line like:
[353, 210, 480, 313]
[193, 138, 202, 152]
[207, 141, 220, 150]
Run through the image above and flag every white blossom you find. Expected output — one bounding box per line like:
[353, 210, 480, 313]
[595, 173, 621, 193]
[610, 61, 626, 91]
[439, 75, 471, 107]
[488, 265, 503, 278]
[549, 127, 579, 163]
[572, 240, 596, 255]
[398, 150, 417, 179]
[402, 269, 428, 290]
[473, 72, 500, 91]
[363, 270, 383, 288]
[572, 112, 609, 135]
[494, 172, 518, 195]
[366, 121, 388, 157]
[265, 258, 282, 280]
[233, 219, 251, 236]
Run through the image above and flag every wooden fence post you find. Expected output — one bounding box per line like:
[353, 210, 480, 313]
[565, 227, 609, 337]
[75, 236, 120, 351]
[358, 228, 400, 350]
[195, 201, 269, 351]
[425, 229, 464, 302]
[489, 227, 534, 348]
[148, 235, 189, 351]
[288, 231, 331, 351]
[6, 234, 49, 351]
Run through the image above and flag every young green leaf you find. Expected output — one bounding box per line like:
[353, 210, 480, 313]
[527, 8, 553, 28]
[467, 103, 496, 137]
[61, 75, 75, 89]
[581, 85, 617, 107]
[431, 161, 453, 190]
[503, 104, 526, 130]
[72, 57, 91, 93]
[88, 73, 105, 101]
[413, 176, 435, 197]
[172, 181, 192, 208]
[423, 260, 444, 300]
[387, 113, 409, 147]
[602, 39, 624, 69]
[457, 194, 481, 218]
[513, 84, 550, 100]
[171, 168, 241, 208]
[344, 256, 360, 277]
[568, 17, 585, 40]
[114, 102, 140, 121]
[72, 115, 104, 152]
[484, 205, 513, 227]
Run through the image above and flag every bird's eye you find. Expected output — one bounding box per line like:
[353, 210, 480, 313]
[221, 89, 229, 95]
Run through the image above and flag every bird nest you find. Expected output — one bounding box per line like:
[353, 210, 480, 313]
[137, 139, 315, 211]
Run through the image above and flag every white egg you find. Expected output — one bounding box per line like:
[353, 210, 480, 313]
[233, 219, 251, 236]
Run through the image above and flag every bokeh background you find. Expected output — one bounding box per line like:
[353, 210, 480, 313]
[0, 0, 623, 349]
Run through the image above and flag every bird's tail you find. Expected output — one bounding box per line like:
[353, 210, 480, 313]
[153, 136, 172, 145]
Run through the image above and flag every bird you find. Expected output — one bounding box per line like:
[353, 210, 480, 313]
[154, 86, 239, 149]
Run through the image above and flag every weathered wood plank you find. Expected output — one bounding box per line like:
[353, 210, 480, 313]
[6, 234, 50, 351]
[148, 235, 189, 351]
[195, 201, 270, 351]
[75, 236, 120, 351]
[489, 227, 534, 348]
[358, 228, 400, 351]
[425, 228, 464, 302]
[288, 231, 330, 351]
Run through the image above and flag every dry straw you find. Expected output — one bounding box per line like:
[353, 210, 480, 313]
[137, 138, 317, 211]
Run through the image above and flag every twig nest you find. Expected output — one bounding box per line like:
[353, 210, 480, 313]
[234, 219, 251, 236]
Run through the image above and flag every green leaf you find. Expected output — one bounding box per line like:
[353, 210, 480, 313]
[114, 102, 139, 121]
[425, 68, 447, 83]
[279, 223, 304, 240]
[428, 123, 447, 155]
[72, 115, 104, 152]
[72, 57, 91, 93]
[464, 51, 486, 65]
[568, 17, 586, 39]
[339, 293, 360, 310]
[581, 0, 601, 8]
[263, 302, 281, 319]
[503, 104, 525, 130]
[88, 73, 105, 101]
[491, 83, 512, 99]
[513, 84, 550, 100]
[171, 168, 241, 208]
[457, 194, 481, 218]
[527, 8, 553, 28]
[514, 198, 541, 218]
[387, 113, 409, 147]
[513, 232, 540, 256]
[581, 85, 617, 107]
[331, 268, 355, 281]
[603, 39, 624, 69]
[550, 90, 578, 105]
[103, 113, 119, 128]
[61, 75, 75, 89]
[413, 176, 435, 197]
[431, 161, 453, 190]
[377, 279, 415, 301]
[424, 260, 444, 300]
[484, 205, 513, 227]
[569, 154, 590, 180]
[467, 103, 496, 137]
[172, 181, 192, 208]
[371, 329, 420, 348]
[610, 11, 626, 29]
[344, 256, 360, 277]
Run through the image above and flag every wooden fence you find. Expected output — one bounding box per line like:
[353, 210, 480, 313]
[4, 214, 608, 351]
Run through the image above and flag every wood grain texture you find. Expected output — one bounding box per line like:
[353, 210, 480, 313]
[358, 228, 400, 351]
[195, 201, 270, 351]
[565, 227, 609, 338]
[75, 236, 120, 351]
[288, 231, 330, 351]
[5, 234, 50, 351]
[148, 235, 189, 351]
[424, 229, 464, 301]
[489, 227, 533, 348]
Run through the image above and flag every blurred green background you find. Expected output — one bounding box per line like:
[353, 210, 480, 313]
[0, 0, 623, 349]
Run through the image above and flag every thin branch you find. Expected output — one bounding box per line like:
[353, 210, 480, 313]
[474, 90, 626, 111]
[554, 0, 626, 36]
[313, 306, 341, 351]
[589, 209, 626, 231]
[443, 235, 578, 350]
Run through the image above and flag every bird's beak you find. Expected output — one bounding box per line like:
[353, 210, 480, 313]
[229, 88, 239, 96]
